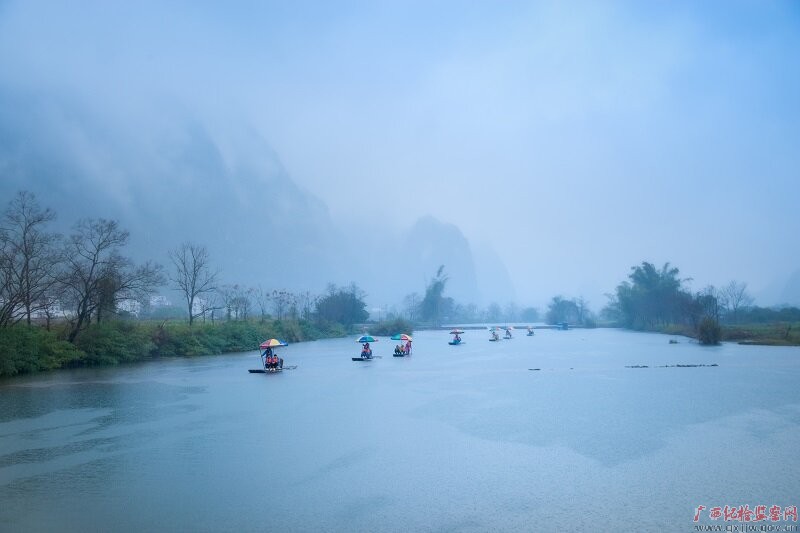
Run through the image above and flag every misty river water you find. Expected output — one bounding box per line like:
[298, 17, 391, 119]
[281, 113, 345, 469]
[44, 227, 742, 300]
[1, 328, 799, 532]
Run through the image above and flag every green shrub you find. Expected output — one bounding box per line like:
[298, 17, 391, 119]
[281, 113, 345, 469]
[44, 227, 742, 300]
[0, 326, 84, 377]
[1, 317, 355, 377]
[370, 318, 414, 336]
[698, 317, 721, 345]
[74, 322, 155, 365]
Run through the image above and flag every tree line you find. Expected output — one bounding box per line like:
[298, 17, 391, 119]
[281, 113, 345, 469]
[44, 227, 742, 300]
[0, 192, 163, 341]
[4, 190, 796, 374]
[598, 261, 799, 344]
[0, 191, 372, 336]
[0, 191, 381, 375]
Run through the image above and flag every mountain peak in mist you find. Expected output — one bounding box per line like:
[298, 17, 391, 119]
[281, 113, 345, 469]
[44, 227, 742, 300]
[0, 86, 346, 292]
[401, 215, 480, 304]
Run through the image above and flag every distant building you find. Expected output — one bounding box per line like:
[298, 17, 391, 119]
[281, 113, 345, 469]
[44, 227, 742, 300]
[118, 299, 142, 316]
[150, 295, 171, 308]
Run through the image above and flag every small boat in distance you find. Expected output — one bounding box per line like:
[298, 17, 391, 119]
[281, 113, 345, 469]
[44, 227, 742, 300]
[449, 329, 465, 345]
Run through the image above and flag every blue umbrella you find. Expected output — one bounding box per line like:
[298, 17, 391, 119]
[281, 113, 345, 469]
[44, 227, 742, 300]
[357, 335, 377, 343]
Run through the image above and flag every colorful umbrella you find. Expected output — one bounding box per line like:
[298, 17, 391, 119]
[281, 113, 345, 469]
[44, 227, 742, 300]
[357, 335, 377, 343]
[260, 339, 288, 349]
[391, 333, 412, 341]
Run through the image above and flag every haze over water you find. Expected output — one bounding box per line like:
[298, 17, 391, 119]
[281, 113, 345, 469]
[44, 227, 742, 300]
[2, 1, 799, 308]
[1, 329, 799, 532]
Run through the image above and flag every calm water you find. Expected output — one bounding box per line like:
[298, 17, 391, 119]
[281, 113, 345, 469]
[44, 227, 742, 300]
[1, 328, 799, 532]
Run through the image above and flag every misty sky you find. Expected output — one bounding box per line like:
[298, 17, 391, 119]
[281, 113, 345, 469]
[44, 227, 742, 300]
[1, 1, 799, 309]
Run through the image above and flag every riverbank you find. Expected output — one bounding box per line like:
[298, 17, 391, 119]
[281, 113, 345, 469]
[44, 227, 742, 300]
[0, 319, 347, 378]
[0, 317, 417, 378]
[657, 322, 800, 346]
[721, 323, 799, 346]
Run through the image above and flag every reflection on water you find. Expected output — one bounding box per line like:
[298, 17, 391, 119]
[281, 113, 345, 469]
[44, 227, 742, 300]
[1, 329, 799, 531]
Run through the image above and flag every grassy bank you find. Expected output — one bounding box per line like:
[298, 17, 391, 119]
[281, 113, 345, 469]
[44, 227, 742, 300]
[0, 319, 348, 377]
[721, 322, 800, 346]
[640, 322, 800, 346]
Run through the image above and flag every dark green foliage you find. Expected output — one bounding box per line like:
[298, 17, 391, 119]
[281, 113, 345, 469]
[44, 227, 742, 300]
[0, 326, 83, 376]
[420, 266, 449, 326]
[698, 317, 721, 345]
[74, 321, 155, 365]
[1, 317, 349, 377]
[370, 318, 414, 336]
[612, 262, 688, 330]
[314, 284, 368, 327]
[152, 321, 279, 356]
[733, 306, 800, 324]
[546, 296, 580, 324]
[545, 296, 594, 326]
[146, 319, 346, 358]
[722, 322, 800, 345]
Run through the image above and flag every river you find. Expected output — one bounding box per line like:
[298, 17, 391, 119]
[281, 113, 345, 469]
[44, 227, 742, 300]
[1, 328, 799, 532]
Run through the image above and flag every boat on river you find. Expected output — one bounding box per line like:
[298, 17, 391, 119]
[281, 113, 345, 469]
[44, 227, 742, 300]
[391, 333, 413, 356]
[449, 329, 465, 345]
[355, 334, 378, 361]
[250, 338, 289, 373]
[249, 365, 298, 373]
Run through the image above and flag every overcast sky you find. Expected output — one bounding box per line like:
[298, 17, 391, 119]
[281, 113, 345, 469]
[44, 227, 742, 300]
[1, 0, 799, 308]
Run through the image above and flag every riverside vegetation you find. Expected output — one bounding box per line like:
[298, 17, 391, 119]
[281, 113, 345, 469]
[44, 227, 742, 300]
[0, 190, 413, 377]
[1, 191, 797, 377]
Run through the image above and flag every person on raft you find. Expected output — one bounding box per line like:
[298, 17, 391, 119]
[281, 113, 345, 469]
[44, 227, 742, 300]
[263, 347, 273, 369]
[361, 342, 372, 359]
[394, 344, 403, 355]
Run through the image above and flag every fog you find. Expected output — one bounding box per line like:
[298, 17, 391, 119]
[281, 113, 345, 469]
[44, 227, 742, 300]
[1, 1, 799, 310]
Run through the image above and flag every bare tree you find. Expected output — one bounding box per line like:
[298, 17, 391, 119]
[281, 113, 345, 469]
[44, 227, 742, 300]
[254, 286, 271, 322]
[720, 280, 753, 324]
[223, 284, 252, 321]
[168, 242, 218, 326]
[218, 285, 232, 321]
[0, 191, 62, 327]
[200, 290, 224, 324]
[271, 289, 295, 320]
[297, 290, 316, 321]
[575, 297, 590, 325]
[402, 292, 420, 322]
[61, 218, 163, 342]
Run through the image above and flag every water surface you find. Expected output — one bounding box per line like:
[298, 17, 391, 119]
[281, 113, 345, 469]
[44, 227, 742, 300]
[1, 328, 799, 532]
